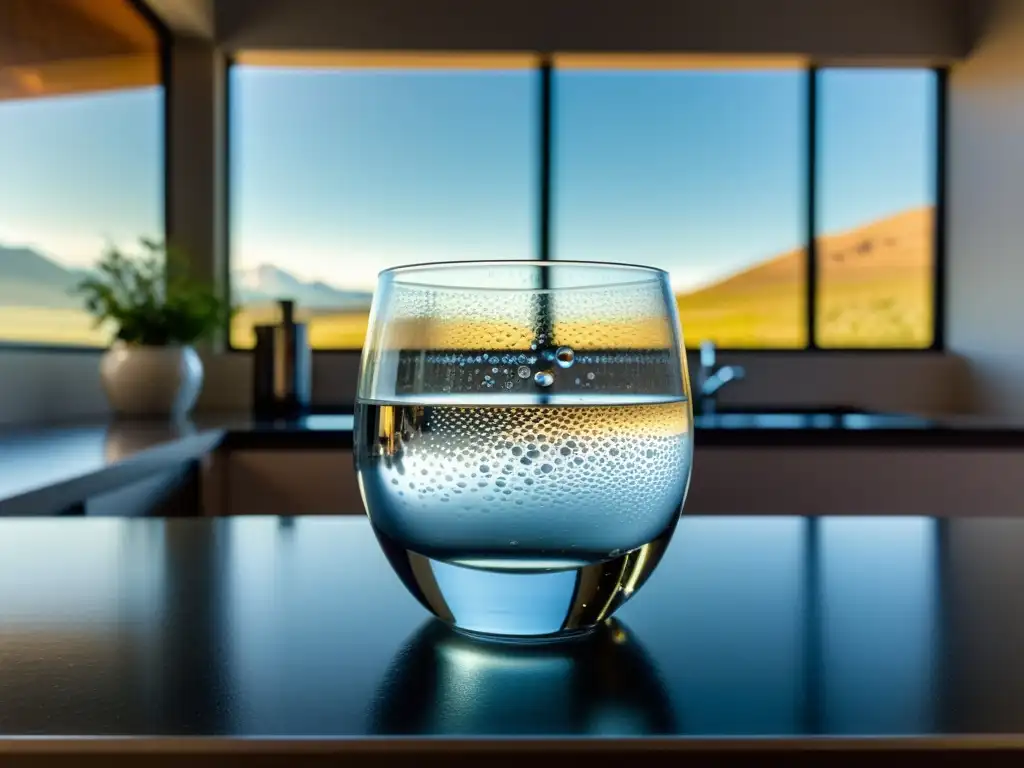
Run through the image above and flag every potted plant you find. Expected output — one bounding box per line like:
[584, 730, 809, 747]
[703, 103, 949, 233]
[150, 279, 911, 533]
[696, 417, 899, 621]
[75, 239, 230, 419]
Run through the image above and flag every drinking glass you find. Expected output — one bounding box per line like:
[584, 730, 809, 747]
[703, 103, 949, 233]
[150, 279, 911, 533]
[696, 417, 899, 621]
[355, 261, 693, 640]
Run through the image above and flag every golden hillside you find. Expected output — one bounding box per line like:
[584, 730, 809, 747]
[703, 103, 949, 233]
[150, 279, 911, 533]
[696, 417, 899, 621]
[225, 206, 936, 350]
[677, 206, 934, 348]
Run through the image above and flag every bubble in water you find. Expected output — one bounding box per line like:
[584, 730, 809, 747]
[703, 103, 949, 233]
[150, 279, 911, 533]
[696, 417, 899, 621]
[587, 372, 596, 381]
[534, 370, 554, 387]
[517, 365, 531, 379]
[555, 346, 575, 368]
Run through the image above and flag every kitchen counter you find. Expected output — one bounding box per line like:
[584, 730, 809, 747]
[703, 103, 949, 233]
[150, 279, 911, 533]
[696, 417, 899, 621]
[2, 514, 1024, 765]
[5, 409, 1024, 516]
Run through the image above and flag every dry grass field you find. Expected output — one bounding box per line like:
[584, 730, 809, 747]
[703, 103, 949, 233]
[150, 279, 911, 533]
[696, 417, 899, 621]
[1, 207, 933, 350]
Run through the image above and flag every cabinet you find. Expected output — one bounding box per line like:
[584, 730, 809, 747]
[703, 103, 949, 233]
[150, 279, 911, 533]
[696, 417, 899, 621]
[221, 450, 363, 516]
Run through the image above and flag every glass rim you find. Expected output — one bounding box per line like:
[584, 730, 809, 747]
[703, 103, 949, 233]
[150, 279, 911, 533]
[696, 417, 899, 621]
[378, 259, 669, 293]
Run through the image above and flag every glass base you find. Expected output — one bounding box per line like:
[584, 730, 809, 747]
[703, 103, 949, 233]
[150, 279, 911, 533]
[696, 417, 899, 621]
[373, 525, 675, 640]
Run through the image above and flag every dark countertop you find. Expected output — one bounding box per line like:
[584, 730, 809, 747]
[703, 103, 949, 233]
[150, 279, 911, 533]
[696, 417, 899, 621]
[3, 409, 1024, 516]
[2, 514, 1024, 764]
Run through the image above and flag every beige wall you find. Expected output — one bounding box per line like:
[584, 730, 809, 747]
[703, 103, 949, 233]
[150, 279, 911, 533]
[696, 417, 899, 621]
[212, 0, 969, 60]
[947, 0, 1024, 415]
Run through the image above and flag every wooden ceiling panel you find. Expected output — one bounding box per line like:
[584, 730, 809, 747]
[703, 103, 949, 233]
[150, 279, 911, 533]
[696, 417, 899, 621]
[0, 0, 159, 100]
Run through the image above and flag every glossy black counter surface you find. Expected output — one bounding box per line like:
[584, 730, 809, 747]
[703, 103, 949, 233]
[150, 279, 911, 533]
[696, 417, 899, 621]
[2, 515, 1024, 764]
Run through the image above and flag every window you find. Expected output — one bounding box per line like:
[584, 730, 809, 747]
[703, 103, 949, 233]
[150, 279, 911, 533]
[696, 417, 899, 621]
[815, 69, 938, 348]
[0, 0, 165, 346]
[228, 54, 539, 349]
[227, 56, 942, 351]
[553, 63, 807, 348]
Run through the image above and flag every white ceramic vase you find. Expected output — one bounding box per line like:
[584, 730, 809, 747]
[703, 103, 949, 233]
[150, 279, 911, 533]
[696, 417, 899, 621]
[99, 343, 204, 419]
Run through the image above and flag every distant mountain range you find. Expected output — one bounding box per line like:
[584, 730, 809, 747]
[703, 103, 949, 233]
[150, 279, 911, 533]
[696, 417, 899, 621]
[233, 264, 373, 311]
[0, 245, 374, 312]
[0, 245, 84, 308]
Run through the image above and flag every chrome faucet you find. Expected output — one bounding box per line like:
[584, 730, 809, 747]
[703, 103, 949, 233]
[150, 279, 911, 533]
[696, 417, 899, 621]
[695, 340, 745, 412]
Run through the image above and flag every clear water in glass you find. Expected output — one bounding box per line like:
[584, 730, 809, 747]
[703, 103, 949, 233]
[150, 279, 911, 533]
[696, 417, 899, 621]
[355, 262, 693, 639]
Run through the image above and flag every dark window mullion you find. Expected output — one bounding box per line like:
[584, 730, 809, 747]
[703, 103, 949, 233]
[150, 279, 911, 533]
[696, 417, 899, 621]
[806, 66, 819, 350]
[534, 56, 554, 404]
[932, 67, 947, 351]
[538, 55, 553, 265]
[535, 55, 553, 355]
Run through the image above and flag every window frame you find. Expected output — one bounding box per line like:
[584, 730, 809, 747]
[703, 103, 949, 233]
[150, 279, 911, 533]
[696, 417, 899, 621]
[0, 0, 172, 353]
[224, 57, 947, 354]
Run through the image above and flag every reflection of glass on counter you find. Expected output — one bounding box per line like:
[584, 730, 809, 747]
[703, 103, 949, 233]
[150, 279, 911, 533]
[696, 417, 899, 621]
[370, 619, 675, 736]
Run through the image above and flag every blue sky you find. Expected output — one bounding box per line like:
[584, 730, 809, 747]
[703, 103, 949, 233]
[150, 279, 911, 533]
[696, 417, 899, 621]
[0, 67, 934, 292]
[0, 89, 163, 266]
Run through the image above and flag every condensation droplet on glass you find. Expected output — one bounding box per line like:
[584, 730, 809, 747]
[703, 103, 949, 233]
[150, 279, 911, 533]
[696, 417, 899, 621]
[555, 346, 575, 368]
[517, 365, 531, 379]
[586, 372, 596, 380]
[505, 381, 514, 389]
[534, 370, 554, 387]
[491, 367, 499, 373]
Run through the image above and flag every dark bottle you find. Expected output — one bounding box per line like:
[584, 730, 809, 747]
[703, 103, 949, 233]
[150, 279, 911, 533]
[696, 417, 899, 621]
[252, 299, 312, 419]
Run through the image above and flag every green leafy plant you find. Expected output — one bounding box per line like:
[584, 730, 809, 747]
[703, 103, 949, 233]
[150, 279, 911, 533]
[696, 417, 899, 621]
[75, 239, 230, 346]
